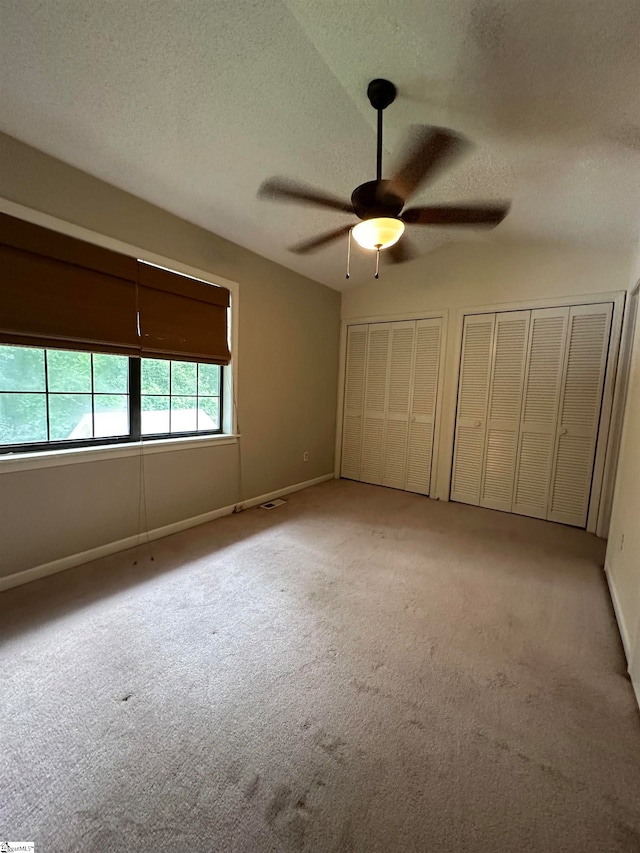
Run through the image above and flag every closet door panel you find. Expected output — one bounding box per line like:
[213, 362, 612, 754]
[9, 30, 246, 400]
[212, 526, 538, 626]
[406, 318, 442, 495]
[451, 314, 495, 505]
[480, 311, 530, 511]
[512, 307, 568, 518]
[360, 324, 391, 485]
[382, 322, 415, 489]
[548, 303, 613, 526]
[341, 324, 368, 480]
[342, 317, 444, 496]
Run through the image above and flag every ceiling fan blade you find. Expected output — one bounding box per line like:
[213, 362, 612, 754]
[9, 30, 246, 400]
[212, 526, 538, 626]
[388, 126, 468, 202]
[289, 225, 352, 254]
[386, 239, 415, 265]
[402, 202, 510, 227]
[259, 178, 354, 213]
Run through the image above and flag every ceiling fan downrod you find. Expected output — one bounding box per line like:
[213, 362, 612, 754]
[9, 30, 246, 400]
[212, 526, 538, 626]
[367, 79, 397, 182]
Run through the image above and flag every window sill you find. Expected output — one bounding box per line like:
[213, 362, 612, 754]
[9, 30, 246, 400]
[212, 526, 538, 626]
[0, 433, 240, 474]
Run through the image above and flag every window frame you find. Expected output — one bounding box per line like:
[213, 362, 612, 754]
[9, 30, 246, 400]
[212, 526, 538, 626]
[0, 350, 223, 455]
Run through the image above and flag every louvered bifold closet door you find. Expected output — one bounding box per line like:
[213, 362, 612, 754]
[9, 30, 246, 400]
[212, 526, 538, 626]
[406, 318, 442, 495]
[341, 324, 368, 480]
[451, 314, 495, 505]
[360, 323, 391, 485]
[512, 307, 568, 518]
[382, 322, 415, 489]
[479, 311, 530, 511]
[548, 303, 613, 527]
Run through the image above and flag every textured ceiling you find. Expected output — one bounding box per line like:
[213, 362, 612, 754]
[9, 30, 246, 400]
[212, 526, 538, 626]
[1, 0, 640, 290]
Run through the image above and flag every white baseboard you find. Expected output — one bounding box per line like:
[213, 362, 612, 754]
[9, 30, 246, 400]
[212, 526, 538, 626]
[238, 473, 334, 511]
[0, 473, 334, 592]
[633, 672, 640, 712]
[604, 561, 630, 661]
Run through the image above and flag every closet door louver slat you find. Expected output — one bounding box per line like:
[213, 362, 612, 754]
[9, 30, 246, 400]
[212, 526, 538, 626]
[360, 324, 391, 485]
[451, 314, 495, 505]
[480, 311, 530, 511]
[406, 318, 442, 495]
[382, 322, 415, 489]
[548, 303, 612, 527]
[340, 324, 368, 480]
[512, 307, 568, 519]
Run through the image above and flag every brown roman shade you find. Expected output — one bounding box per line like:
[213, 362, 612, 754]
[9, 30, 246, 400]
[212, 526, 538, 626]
[0, 213, 231, 364]
[0, 213, 139, 354]
[138, 262, 230, 364]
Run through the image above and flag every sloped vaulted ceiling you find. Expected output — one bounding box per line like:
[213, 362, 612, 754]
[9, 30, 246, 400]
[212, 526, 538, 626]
[1, 0, 640, 289]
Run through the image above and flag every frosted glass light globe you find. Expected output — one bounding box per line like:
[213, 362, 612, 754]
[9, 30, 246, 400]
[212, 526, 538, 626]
[352, 217, 405, 250]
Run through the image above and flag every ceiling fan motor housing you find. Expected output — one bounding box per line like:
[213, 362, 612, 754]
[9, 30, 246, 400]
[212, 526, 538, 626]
[351, 180, 404, 220]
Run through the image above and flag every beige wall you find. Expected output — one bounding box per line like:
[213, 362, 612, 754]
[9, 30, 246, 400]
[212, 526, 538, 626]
[0, 133, 341, 579]
[342, 239, 632, 502]
[605, 243, 640, 702]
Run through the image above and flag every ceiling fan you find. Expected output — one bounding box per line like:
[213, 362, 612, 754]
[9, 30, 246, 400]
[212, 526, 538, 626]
[259, 79, 510, 276]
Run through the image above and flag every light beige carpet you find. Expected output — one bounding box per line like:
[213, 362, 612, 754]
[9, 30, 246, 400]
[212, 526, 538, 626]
[1, 479, 639, 852]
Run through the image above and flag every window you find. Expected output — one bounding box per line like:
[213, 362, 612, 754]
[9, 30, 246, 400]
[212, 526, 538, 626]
[0, 344, 222, 453]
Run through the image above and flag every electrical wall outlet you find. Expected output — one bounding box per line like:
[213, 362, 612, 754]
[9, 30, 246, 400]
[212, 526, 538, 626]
[303, 451, 309, 462]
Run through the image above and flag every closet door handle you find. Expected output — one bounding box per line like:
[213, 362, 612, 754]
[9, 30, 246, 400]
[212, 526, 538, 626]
[559, 427, 568, 435]
[474, 419, 482, 427]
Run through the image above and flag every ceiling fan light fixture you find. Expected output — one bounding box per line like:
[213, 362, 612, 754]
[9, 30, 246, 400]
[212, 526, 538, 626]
[352, 217, 405, 251]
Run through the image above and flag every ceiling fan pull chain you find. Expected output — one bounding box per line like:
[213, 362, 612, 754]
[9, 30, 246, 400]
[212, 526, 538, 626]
[375, 247, 380, 279]
[345, 228, 352, 279]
